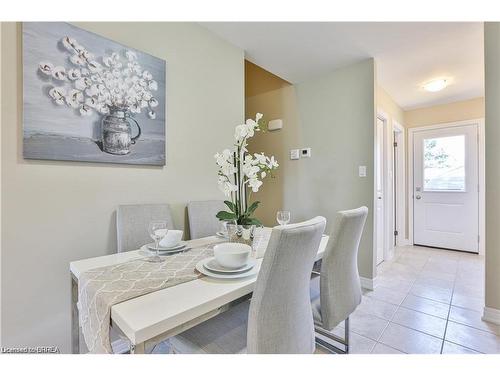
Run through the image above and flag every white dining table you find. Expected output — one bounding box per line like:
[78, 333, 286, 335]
[69, 231, 329, 354]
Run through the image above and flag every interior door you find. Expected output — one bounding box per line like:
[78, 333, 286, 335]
[376, 117, 385, 264]
[413, 125, 479, 253]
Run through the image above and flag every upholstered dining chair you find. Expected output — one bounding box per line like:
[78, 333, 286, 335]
[310, 206, 368, 354]
[116, 204, 175, 253]
[173, 216, 327, 354]
[187, 200, 226, 239]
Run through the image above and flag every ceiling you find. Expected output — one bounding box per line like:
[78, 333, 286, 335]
[201, 22, 484, 110]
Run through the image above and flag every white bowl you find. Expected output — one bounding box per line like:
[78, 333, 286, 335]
[213, 243, 251, 269]
[159, 230, 183, 248]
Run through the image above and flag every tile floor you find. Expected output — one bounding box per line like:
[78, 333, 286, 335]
[170, 245, 500, 354]
[327, 245, 500, 354]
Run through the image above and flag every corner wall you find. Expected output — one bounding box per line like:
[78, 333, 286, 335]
[484, 22, 500, 319]
[1, 22, 244, 352]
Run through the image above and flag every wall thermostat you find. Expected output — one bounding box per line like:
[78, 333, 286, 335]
[268, 119, 283, 131]
[301, 148, 311, 158]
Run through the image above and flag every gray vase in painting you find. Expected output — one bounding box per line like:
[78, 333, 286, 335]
[101, 109, 142, 155]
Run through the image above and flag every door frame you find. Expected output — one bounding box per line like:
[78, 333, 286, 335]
[407, 119, 485, 254]
[393, 121, 407, 247]
[375, 110, 395, 263]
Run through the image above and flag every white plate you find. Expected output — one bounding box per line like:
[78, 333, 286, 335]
[204, 258, 256, 274]
[216, 231, 229, 238]
[146, 241, 187, 252]
[195, 258, 258, 279]
[139, 245, 187, 256]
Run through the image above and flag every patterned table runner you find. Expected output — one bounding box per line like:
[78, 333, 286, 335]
[77, 245, 213, 354]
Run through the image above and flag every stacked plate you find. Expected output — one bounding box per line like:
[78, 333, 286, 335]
[143, 241, 188, 255]
[215, 231, 229, 239]
[196, 257, 258, 279]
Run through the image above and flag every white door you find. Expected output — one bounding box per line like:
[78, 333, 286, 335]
[413, 125, 479, 253]
[376, 117, 385, 264]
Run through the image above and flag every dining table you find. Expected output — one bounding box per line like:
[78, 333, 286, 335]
[69, 228, 329, 354]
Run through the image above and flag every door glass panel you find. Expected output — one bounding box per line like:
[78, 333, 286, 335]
[423, 135, 465, 191]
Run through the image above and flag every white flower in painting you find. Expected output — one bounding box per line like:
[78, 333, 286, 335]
[75, 77, 91, 90]
[70, 54, 85, 66]
[148, 97, 158, 108]
[67, 89, 84, 103]
[142, 70, 153, 80]
[67, 69, 81, 80]
[87, 60, 102, 73]
[85, 96, 98, 108]
[49, 86, 66, 100]
[130, 103, 141, 114]
[125, 50, 137, 61]
[248, 178, 263, 193]
[80, 68, 90, 76]
[52, 66, 67, 81]
[148, 110, 156, 119]
[61, 36, 77, 51]
[39, 61, 54, 75]
[148, 80, 158, 91]
[79, 104, 92, 116]
[85, 85, 99, 97]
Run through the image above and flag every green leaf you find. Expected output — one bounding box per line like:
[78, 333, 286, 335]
[245, 201, 260, 216]
[216, 211, 237, 221]
[224, 200, 237, 213]
[246, 217, 263, 226]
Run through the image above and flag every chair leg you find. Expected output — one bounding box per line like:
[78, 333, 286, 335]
[314, 317, 350, 354]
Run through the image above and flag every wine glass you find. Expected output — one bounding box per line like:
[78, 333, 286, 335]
[147, 220, 167, 263]
[276, 211, 291, 227]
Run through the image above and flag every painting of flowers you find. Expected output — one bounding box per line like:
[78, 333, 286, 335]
[23, 22, 166, 166]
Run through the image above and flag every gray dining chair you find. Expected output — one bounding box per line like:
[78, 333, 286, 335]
[116, 204, 175, 253]
[310, 206, 368, 354]
[173, 216, 327, 354]
[187, 200, 226, 239]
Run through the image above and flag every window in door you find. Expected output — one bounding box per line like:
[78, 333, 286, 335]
[423, 135, 465, 192]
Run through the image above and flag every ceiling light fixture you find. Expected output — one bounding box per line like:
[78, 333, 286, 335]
[423, 79, 448, 92]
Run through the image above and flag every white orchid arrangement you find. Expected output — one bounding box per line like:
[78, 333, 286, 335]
[214, 113, 279, 226]
[38, 36, 159, 118]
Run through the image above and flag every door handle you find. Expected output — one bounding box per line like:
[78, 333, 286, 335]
[415, 195, 421, 200]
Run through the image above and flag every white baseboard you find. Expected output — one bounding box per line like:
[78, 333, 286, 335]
[482, 307, 500, 326]
[360, 277, 377, 291]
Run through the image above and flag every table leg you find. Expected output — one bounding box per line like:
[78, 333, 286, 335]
[71, 276, 80, 354]
[130, 342, 145, 354]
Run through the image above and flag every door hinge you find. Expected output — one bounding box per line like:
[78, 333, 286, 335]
[394, 230, 399, 236]
[393, 142, 398, 147]
[478, 235, 480, 243]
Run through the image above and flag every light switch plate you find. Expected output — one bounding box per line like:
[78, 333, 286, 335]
[290, 149, 300, 160]
[359, 166, 367, 177]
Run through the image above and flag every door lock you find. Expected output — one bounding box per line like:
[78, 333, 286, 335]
[416, 195, 421, 200]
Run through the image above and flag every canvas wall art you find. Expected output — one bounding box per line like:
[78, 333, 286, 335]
[23, 22, 166, 166]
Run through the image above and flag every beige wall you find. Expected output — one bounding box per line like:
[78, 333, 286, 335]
[404, 97, 485, 128]
[245, 62, 295, 227]
[246, 60, 376, 280]
[1, 22, 244, 352]
[484, 22, 500, 314]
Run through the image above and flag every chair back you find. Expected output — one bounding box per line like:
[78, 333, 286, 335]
[116, 204, 175, 252]
[247, 216, 326, 353]
[187, 200, 226, 239]
[320, 206, 368, 330]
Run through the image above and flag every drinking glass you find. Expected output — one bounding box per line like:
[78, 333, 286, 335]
[147, 220, 167, 263]
[276, 211, 291, 226]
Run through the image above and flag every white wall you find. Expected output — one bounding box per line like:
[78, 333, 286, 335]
[0, 22, 244, 353]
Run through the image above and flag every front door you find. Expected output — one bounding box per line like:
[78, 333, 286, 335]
[413, 124, 479, 253]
